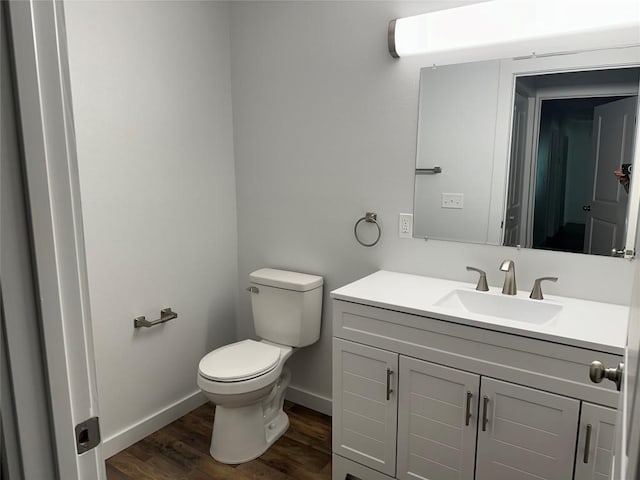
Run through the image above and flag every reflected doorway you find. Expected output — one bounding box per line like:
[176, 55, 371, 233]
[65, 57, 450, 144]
[504, 68, 640, 256]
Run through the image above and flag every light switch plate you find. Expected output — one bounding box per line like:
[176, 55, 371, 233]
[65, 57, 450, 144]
[442, 193, 464, 209]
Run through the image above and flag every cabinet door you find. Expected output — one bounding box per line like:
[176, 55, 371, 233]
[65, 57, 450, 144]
[397, 357, 480, 480]
[332, 338, 398, 476]
[574, 403, 616, 480]
[476, 377, 580, 480]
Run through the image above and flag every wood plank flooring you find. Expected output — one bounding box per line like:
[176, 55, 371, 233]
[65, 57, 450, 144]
[106, 401, 332, 479]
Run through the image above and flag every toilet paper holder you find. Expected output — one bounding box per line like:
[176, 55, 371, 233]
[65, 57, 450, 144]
[134, 308, 178, 328]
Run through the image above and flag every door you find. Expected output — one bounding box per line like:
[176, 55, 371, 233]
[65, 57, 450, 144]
[475, 377, 580, 480]
[333, 338, 398, 477]
[1, 3, 58, 476]
[6, 1, 105, 478]
[396, 357, 480, 480]
[575, 403, 617, 480]
[613, 239, 640, 479]
[584, 96, 638, 256]
[504, 92, 532, 247]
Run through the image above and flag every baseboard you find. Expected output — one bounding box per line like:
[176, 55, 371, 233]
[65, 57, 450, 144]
[285, 385, 332, 416]
[101, 390, 207, 459]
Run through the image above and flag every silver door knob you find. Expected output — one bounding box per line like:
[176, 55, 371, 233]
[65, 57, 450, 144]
[589, 361, 624, 391]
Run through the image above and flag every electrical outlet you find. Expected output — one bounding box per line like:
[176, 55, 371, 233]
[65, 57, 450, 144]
[441, 193, 464, 209]
[399, 213, 413, 238]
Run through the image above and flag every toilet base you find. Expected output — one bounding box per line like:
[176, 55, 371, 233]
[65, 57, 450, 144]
[209, 369, 291, 464]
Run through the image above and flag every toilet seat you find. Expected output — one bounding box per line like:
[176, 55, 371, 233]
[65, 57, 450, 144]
[199, 339, 281, 382]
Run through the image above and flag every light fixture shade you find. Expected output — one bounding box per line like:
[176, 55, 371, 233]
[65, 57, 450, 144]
[389, 0, 640, 63]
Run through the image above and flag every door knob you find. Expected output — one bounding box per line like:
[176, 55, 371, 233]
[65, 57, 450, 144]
[589, 361, 624, 391]
[582, 205, 591, 212]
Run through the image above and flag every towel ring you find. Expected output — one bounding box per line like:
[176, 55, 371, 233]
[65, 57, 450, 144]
[354, 212, 381, 247]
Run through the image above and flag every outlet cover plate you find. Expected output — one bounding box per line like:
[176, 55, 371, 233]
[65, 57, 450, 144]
[399, 213, 413, 238]
[442, 193, 464, 209]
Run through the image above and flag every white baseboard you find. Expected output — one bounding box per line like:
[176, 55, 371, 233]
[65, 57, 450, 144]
[285, 385, 332, 416]
[101, 390, 207, 459]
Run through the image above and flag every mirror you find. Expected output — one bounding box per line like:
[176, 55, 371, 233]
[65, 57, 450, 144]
[413, 48, 640, 257]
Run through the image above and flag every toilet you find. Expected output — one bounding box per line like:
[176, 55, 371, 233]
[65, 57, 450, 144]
[197, 268, 323, 464]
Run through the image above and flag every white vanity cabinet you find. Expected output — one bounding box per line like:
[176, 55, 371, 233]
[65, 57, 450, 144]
[331, 288, 623, 480]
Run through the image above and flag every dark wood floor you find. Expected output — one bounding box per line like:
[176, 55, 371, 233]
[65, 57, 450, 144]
[105, 401, 332, 479]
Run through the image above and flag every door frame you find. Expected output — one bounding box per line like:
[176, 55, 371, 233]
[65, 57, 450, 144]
[488, 46, 640, 254]
[6, 1, 104, 478]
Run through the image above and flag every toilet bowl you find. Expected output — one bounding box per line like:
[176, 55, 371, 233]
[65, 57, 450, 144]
[197, 339, 293, 463]
[196, 267, 323, 464]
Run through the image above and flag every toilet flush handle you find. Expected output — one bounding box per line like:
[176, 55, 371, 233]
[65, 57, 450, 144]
[246, 286, 259, 294]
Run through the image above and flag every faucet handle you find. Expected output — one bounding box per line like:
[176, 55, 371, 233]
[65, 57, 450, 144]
[529, 277, 558, 300]
[466, 266, 489, 292]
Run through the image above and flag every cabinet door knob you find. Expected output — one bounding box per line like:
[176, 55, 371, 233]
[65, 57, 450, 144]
[589, 361, 624, 391]
[465, 391, 473, 426]
[386, 368, 393, 401]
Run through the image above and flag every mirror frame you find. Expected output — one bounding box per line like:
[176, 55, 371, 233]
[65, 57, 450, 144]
[415, 46, 640, 257]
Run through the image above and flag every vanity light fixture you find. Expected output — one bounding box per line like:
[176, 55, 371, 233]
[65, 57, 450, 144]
[388, 0, 640, 63]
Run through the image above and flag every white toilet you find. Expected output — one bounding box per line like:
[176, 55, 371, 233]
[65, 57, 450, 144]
[197, 268, 323, 464]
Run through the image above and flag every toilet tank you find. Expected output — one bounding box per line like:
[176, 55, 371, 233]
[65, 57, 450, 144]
[249, 268, 323, 347]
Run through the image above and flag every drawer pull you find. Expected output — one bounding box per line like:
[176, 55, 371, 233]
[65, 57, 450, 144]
[482, 396, 489, 431]
[465, 391, 473, 426]
[386, 368, 393, 401]
[583, 424, 592, 464]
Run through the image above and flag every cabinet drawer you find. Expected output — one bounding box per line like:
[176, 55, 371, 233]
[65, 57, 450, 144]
[333, 454, 395, 480]
[334, 300, 620, 407]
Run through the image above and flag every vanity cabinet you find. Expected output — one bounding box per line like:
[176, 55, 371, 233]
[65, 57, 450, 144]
[331, 298, 621, 480]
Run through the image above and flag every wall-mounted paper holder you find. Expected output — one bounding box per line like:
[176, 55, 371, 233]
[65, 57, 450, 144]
[134, 308, 178, 328]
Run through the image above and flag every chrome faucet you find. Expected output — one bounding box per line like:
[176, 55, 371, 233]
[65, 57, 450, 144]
[499, 259, 517, 295]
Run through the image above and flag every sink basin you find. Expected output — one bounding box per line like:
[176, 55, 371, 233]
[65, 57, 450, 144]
[434, 289, 562, 325]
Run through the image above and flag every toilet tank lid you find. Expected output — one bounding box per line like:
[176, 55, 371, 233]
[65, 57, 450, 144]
[250, 268, 323, 292]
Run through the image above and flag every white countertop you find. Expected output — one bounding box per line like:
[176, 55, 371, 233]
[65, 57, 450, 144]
[330, 270, 629, 355]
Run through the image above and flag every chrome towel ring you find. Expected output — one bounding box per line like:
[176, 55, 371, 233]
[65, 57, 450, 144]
[354, 212, 381, 247]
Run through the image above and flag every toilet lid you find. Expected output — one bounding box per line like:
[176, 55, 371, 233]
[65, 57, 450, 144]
[198, 339, 281, 382]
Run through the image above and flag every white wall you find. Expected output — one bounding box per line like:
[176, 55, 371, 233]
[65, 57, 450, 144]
[64, 1, 238, 455]
[230, 1, 635, 408]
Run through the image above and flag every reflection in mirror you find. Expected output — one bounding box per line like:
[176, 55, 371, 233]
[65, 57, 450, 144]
[414, 61, 501, 245]
[413, 57, 640, 258]
[504, 69, 639, 256]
